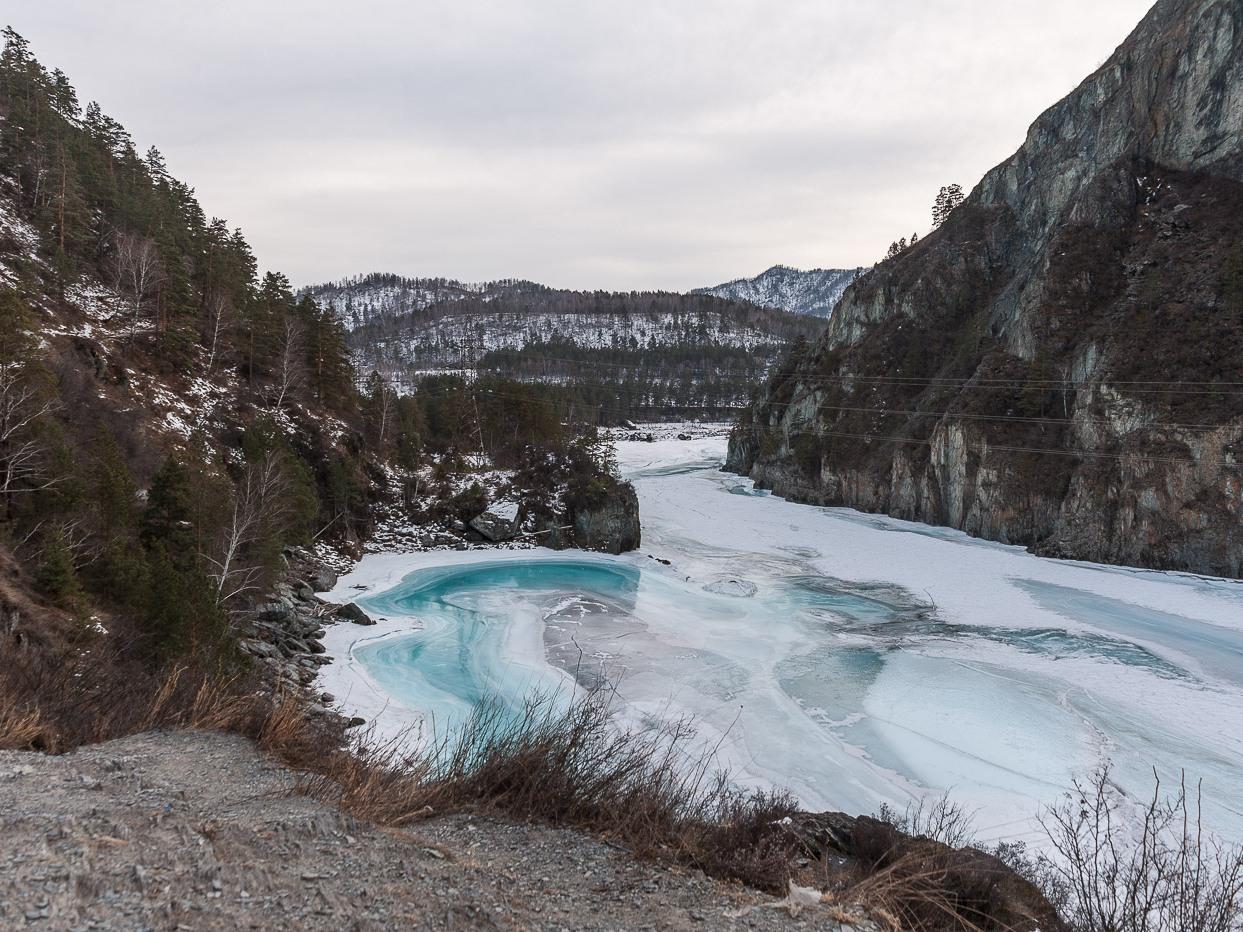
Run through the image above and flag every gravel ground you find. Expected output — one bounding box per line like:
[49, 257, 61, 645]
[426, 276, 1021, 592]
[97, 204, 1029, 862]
[0, 731, 872, 930]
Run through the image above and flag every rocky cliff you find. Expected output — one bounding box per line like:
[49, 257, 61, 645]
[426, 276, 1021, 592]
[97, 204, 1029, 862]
[729, 0, 1243, 577]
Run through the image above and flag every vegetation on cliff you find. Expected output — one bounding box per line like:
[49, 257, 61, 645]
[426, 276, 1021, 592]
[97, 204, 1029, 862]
[0, 28, 632, 678]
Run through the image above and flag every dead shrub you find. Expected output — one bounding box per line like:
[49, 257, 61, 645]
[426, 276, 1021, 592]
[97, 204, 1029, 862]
[876, 793, 977, 849]
[300, 690, 803, 892]
[1039, 764, 1243, 932]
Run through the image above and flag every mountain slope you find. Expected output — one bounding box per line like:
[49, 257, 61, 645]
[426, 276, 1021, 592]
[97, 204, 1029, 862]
[303, 272, 546, 331]
[694, 265, 864, 318]
[728, 0, 1243, 577]
[308, 276, 827, 419]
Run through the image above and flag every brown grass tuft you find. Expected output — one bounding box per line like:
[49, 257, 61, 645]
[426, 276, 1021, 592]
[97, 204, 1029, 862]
[298, 692, 802, 892]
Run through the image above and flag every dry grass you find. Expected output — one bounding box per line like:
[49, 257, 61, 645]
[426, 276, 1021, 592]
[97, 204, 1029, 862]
[823, 855, 996, 932]
[0, 689, 55, 751]
[0, 655, 800, 892]
[300, 692, 802, 892]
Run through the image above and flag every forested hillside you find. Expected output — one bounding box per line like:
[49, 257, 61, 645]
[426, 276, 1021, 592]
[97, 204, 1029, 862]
[307, 275, 827, 421]
[0, 28, 630, 680]
[306, 272, 546, 331]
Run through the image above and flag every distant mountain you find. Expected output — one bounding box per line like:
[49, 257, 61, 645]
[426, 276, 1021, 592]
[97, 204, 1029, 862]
[303, 272, 547, 331]
[692, 265, 865, 318]
[304, 273, 827, 419]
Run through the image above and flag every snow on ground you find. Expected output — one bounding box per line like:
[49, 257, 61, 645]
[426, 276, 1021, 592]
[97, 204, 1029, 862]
[320, 435, 1243, 847]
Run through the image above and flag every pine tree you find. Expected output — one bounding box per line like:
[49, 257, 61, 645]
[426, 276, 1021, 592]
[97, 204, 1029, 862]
[34, 527, 82, 608]
[932, 183, 965, 228]
[141, 458, 197, 561]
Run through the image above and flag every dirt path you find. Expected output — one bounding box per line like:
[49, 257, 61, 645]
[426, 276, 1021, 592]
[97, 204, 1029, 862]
[0, 731, 868, 930]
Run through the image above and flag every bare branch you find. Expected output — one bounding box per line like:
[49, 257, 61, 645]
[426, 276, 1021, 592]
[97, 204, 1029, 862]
[109, 230, 165, 340]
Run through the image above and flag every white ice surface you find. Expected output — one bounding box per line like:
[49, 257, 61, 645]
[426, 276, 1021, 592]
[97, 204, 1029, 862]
[321, 436, 1243, 845]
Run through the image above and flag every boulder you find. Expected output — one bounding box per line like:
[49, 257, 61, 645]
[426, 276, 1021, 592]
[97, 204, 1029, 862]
[308, 568, 338, 593]
[256, 599, 296, 624]
[334, 603, 375, 626]
[468, 500, 521, 542]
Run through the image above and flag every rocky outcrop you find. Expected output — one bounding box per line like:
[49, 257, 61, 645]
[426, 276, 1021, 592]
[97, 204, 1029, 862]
[532, 480, 642, 555]
[730, 0, 1243, 577]
[571, 482, 642, 555]
[238, 550, 372, 698]
[787, 812, 1066, 932]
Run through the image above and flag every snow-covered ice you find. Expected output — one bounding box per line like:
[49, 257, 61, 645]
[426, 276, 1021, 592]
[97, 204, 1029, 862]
[321, 434, 1243, 846]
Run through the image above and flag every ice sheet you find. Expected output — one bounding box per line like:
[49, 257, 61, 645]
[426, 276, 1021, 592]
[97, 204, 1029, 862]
[320, 436, 1243, 845]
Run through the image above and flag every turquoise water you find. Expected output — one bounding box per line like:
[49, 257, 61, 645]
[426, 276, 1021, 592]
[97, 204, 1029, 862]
[355, 561, 641, 731]
[351, 558, 1210, 744]
[1015, 579, 1243, 686]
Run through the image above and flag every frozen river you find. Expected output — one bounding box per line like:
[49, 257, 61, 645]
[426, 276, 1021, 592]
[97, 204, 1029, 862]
[321, 435, 1243, 846]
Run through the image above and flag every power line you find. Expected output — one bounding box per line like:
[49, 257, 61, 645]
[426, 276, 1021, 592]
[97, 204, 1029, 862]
[380, 372, 1242, 437]
[366, 348, 1243, 394]
[452, 385, 1243, 471]
[359, 369, 1243, 470]
[772, 425, 1241, 470]
[386, 370, 1243, 436]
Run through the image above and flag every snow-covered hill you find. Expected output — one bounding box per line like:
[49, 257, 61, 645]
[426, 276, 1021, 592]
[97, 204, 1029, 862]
[303, 273, 546, 331]
[304, 274, 826, 375]
[693, 265, 864, 318]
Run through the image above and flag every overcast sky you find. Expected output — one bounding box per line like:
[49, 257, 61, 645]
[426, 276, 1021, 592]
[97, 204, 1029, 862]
[17, 1, 1154, 291]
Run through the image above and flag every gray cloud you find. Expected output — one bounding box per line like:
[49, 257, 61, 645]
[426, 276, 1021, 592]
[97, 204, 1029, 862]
[18, 0, 1154, 289]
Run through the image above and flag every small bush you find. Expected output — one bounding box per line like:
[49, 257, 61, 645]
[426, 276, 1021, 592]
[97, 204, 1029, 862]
[1039, 764, 1243, 932]
[875, 794, 976, 849]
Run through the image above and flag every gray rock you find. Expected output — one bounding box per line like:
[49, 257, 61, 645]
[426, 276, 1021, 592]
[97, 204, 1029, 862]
[468, 505, 520, 543]
[571, 483, 641, 555]
[334, 603, 375, 626]
[256, 599, 296, 623]
[239, 639, 279, 659]
[308, 568, 338, 593]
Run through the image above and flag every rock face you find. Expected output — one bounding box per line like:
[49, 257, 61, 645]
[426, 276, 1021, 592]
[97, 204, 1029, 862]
[729, 0, 1243, 577]
[571, 482, 642, 555]
[534, 481, 642, 555]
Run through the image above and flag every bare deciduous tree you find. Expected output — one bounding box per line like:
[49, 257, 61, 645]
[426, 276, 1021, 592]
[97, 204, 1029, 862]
[0, 361, 60, 516]
[205, 292, 231, 374]
[271, 315, 305, 412]
[376, 378, 394, 447]
[204, 453, 293, 611]
[110, 230, 165, 340]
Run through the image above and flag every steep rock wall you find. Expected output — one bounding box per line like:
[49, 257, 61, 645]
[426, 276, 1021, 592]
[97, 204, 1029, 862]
[730, 0, 1243, 577]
